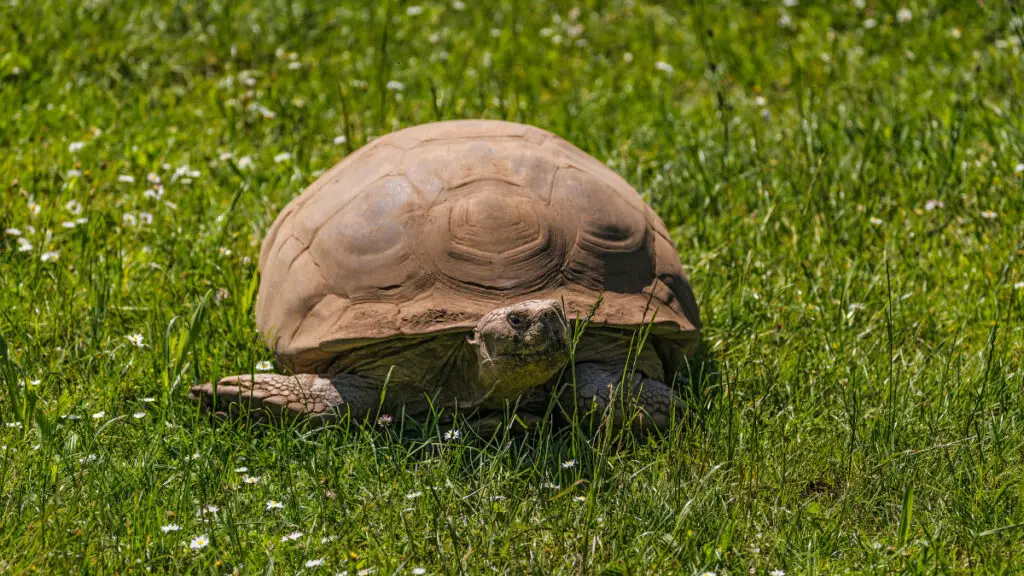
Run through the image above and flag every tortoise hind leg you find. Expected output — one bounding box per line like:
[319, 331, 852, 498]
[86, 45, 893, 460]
[189, 373, 380, 426]
[562, 362, 683, 432]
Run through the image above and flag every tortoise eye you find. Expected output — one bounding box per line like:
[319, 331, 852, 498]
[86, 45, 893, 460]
[508, 314, 525, 329]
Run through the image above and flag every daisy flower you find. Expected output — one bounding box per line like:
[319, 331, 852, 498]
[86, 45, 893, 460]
[189, 535, 209, 550]
[266, 500, 284, 510]
[127, 333, 145, 347]
[161, 524, 181, 533]
[561, 459, 577, 469]
[305, 559, 324, 568]
[281, 531, 303, 542]
[255, 361, 273, 371]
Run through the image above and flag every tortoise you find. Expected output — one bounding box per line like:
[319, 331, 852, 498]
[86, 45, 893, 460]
[190, 119, 701, 432]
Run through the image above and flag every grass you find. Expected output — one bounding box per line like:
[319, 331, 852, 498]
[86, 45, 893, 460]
[2, 0, 1024, 573]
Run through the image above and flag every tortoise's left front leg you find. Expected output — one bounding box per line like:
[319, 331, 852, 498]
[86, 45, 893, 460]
[561, 362, 683, 432]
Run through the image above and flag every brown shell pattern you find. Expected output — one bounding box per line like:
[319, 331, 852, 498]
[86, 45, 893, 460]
[256, 120, 701, 373]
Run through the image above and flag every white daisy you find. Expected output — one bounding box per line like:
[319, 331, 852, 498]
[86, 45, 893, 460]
[142, 397, 156, 403]
[412, 569, 426, 575]
[305, 559, 324, 568]
[406, 491, 423, 500]
[981, 210, 997, 220]
[238, 156, 254, 169]
[189, 535, 209, 550]
[118, 174, 135, 183]
[42, 250, 62, 262]
[255, 361, 273, 371]
[235, 466, 249, 473]
[281, 531, 303, 542]
[443, 429, 460, 441]
[266, 500, 284, 510]
[127, 333, 145, 347]
[68, 141, 85, 153]
[65, 199, 83, 215]
[242, 475, 260, 485]
[161, 524, 181, 533]
[92, 411, 106, 419]
[654, 61, 674, 74]
[273, 152, 291, 163]
[869, 217, 883, 226]
[334, 135, 348, 145]
[17, 238, 33, 252]
[561, 459, 577, 469]
[5, 228, 21, 236]
[386, 80, 405, 91]
[133, 412, 146, 419]
[896, 8, 912, 23]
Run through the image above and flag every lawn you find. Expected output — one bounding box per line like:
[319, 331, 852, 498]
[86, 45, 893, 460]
[2, 0, 1024, 573]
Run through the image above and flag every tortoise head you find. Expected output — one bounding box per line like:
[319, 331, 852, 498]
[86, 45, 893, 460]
[468, 299, 569, 399]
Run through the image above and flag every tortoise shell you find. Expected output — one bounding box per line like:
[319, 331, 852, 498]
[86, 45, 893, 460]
[256, 120, 700, 373]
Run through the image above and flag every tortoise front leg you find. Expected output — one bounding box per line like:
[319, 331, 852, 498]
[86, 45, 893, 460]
[189, 373, 381, 426]
[562, 362, 683, 432]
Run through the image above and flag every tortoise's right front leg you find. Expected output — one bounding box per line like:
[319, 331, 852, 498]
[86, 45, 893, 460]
[189, 373, 381, 426]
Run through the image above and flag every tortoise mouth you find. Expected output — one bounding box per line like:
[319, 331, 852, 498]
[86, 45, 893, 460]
[493, 339, 568, 362]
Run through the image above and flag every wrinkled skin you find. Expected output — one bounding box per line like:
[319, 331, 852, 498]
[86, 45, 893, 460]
[190, 299, 684, 432]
